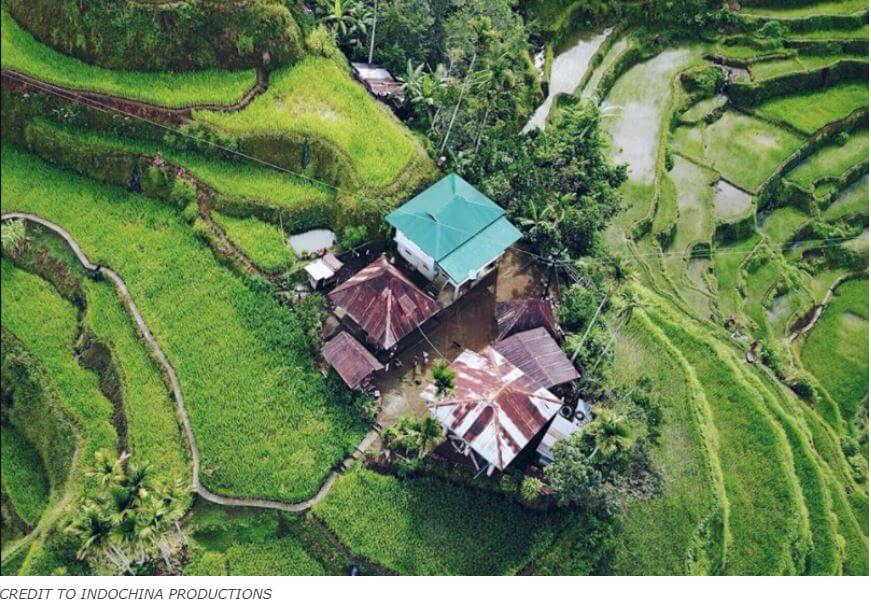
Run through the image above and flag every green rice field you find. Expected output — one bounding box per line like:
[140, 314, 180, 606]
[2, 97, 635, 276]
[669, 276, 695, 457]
[757, 81, 868, 134]
[212, 212, 296, 273]
[1, 144, 366, 502]
[195, 57, 421, 188]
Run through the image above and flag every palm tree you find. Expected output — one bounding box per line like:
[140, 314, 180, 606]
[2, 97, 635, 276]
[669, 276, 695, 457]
[585, 410, 632, 462]
[67, 502, 113, 563]
[414, 416, 445, 459]
[432, 359, 456, 396]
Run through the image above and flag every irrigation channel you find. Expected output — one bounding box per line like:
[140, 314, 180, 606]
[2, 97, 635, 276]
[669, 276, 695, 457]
[523, 28, 612, 133]
[1, 212, 380, 513]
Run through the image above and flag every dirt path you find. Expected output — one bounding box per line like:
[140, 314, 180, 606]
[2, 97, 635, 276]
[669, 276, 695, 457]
[1, 66, 268, 124]
[1, 212, 379, 514]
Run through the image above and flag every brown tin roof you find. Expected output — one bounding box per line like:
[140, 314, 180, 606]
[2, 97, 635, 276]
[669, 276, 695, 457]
[423, 347, 562, 471]
[493, 327, 579, 390]
[328, 255, 439, 351]
[495, 299, 560, 340]
[322, 331, 384, 389]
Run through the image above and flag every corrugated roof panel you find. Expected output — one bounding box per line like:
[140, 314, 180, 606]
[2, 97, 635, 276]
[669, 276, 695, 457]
[322, 331, 384, 389]
[423, 347, 562, 470]
[329, 256, 438, 350]
[493, 327, 579, 390]
[438, 216, 522, 284]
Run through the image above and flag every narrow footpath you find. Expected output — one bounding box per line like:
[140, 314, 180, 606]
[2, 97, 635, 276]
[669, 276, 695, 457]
[1, 212, 380, 513]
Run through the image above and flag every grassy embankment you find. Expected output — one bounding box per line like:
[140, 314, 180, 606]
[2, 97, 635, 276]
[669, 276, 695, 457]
[0, 3, 256, 107]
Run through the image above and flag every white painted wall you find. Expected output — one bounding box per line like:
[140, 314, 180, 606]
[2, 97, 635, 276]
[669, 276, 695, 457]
[395, 231, 437, 280]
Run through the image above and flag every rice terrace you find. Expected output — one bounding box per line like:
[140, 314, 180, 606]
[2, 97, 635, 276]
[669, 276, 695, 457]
[0, 0, 867, 580]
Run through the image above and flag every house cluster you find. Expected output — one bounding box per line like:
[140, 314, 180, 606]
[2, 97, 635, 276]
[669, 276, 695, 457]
[316, 173, 588, 475]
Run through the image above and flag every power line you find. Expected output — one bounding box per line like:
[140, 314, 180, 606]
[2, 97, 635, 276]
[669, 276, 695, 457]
[2, 71, 342, 193]
[6, 72, 864, 274]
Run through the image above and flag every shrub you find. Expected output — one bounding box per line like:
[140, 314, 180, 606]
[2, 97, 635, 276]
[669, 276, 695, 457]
[499, 474, 519, 494]
[431, 359, 456, 396]
[293, 294, 328, 350]
[340, 225, 368, 251]
[382, 416, 445, 459]
[1, 219, 27, 257]
[520, 476, 543, 504]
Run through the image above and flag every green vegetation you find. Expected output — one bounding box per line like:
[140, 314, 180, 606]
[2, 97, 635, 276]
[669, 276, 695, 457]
[211, 212, 296, 273]
[757, 81, 868, 133]
[786, 130, 868, 189]
[800, 279, 869, 419]
[82, 280, 188, 484]
[314, 467, 555, 575]
[750, 55, 865, 81]
[1, 424, 50, 526]
[688, 111, 804, 191]
[0, 4, 257, 107]
[742, 1, 868, 18]
[824, 175, 868, 220]
[2, 144, 366, 502]
[185, 506, 325, 576]
[195, 57, 419, 188]
[1, 258, 119, 477]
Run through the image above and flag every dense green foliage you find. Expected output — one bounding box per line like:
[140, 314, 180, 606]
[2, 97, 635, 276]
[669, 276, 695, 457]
[801, 279, 869, 420]
[757, 81, 869, 133]
[6, 0, 304, 71]
[185, 505, 325, 576]
[468, 103, 626, 257]
[211, 212, 296, 273]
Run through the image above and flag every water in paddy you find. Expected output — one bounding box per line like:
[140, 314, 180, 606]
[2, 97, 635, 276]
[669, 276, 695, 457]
[523, 28, 612, 132]
[713, 180, 754, 221]
[287, 228, 336, 257]
[601, 48, 696, 185]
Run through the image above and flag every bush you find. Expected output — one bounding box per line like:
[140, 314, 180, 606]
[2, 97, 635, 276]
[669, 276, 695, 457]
[340, 225, 368, 251]
[520, 476, 543, 503]
[499, 474, 519, 494]
[431, 359, 456, 396]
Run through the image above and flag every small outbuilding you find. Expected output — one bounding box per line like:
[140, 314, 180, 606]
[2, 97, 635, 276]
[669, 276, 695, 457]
[351, 62, 406, 105]
[304, 253, 343, 289]
[328, 255, 439, 352]
[493, 327, 580, 391]
[321, 331, 384, 389]
[495, 298, 561, 340]
[423, 347, 563, 475]
[386, 174, 522, 300]
[536, 415, 582, 465]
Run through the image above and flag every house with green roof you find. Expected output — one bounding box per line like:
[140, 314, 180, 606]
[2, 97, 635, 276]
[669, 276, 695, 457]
[385, 173, 522, 299]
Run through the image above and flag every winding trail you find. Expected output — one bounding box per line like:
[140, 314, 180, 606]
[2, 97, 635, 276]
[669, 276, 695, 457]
[1, 212, 379, 513]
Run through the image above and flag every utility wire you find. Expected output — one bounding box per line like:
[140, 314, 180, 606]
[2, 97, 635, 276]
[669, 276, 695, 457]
[6, 72, 864, 274]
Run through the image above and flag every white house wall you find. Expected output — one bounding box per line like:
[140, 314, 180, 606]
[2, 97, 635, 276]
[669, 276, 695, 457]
[395, 231, 437, 280]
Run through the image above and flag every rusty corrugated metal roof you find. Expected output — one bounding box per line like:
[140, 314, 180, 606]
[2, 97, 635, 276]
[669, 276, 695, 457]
[322, 331, 384, 389]
[495, 299, 560, 340]
[493, 327, 579, 390]
[328, 255, 439, 350]
[423, 347, 562, 471]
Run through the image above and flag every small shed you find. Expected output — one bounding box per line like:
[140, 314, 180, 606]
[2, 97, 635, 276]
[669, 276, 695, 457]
[304, 253, 343, 289]
[493, 327, 579, 390]
[351, 62, 406, 105]
[495, 298, 560, 340]
[423, 347, 562, 474]
[328, 255, 439, 352]
[322, 331, 384, 389]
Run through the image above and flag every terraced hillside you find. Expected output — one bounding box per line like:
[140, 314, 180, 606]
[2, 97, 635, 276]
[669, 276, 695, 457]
[0, 0, 866, 577]
[587, 0, 869, 574]
[0, 0, 432, 575]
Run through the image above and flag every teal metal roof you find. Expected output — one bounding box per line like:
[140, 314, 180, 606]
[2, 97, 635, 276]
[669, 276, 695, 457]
[386, 174, 521, 284]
